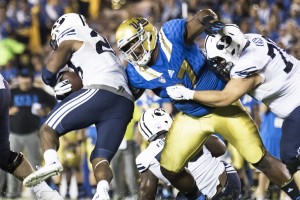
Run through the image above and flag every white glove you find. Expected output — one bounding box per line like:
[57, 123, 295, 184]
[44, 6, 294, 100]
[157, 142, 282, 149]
[54, 80, 72, 96]
[166, 85, 195, 100]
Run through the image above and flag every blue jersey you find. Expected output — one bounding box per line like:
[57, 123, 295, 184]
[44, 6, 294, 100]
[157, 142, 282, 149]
[126, 19, 225, 117]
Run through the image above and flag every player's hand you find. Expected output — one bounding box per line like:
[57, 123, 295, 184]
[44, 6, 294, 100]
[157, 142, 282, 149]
[166, 85, 195, 100]
[54, 80, 72, 96]
[201, 15, 225, 36]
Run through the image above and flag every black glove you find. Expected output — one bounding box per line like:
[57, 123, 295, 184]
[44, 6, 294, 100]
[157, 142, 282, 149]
[201, 15, 225, 36]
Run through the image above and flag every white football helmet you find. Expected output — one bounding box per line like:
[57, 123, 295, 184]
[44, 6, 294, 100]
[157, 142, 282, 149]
[138, 108, 173, 142]
[205, 24, 248, 62]
[50, 13, 88, 50]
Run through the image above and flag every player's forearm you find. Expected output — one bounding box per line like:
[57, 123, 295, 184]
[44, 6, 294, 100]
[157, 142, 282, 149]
[193, 90, 235, 107]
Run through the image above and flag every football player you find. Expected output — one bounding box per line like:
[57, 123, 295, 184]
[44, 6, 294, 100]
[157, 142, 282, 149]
[166, 23, 300, 192]
[23, 13, 134, 200]
[0, 73, 62, 200]
[115, 9, 299, 199]
[136, 108, 241, 200]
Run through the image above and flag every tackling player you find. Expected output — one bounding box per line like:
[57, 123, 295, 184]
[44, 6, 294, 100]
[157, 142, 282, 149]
[136, 108, 241, 200]
[23, 13, 134, 200]
[167, 23, 300, 192]
[115, 9, 299, 199]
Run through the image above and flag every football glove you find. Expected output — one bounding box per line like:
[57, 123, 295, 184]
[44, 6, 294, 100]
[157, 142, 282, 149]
[54, 80, 72, 96]
[201, 15, 225, 36]
[166, 85, 195, 101]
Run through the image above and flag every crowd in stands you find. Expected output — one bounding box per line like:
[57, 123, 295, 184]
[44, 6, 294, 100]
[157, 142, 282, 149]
[0, 0, 300, 199]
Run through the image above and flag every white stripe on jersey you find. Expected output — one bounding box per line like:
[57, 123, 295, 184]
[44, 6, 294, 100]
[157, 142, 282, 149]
[46, 89, 98, 128]
[46, 89, 91, 124]
[159, 28, 172, 61]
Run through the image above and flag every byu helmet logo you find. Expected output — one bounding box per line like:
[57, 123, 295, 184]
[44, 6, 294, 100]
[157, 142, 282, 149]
[216, 36, 232, 50]
[154, 108, 165, 116]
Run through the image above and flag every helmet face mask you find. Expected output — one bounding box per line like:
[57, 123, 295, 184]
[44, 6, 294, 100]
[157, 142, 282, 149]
[204, 24, 247, 79]
[50, 13, 87, 50]
[138, 108, 173, 142]
[116, 18, 157, 66]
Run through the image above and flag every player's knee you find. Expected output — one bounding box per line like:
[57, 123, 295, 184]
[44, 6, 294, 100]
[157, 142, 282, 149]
[160, 165, 182, 181]
[40, 124, 55, 135]
[284, 157, 300, 176]
[0, 151, 24, 174]
[252, 151, 270, 169]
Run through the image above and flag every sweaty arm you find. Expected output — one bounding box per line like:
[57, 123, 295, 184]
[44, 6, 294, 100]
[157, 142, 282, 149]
[138, 169, 159, 200]
[185, 9, 220, 44]
[42, 40, 82, 86]
[192, 75, 260, 107]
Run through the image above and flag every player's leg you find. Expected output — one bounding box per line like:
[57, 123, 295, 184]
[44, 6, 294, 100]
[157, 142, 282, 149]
[0, 83, 62, 199]
[24, 89, 104, 186]
[281, 105, 300, 189]
[90, 90, 134, 200]
[215, 102, 299, 198]
[160, 112, 210, 199]
[0, 83, 36, 182]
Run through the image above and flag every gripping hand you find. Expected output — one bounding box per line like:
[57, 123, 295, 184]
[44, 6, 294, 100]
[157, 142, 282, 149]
[166, 85, 195, 101]
[54, 80, 72, 96]
[201, 15, 225, 36]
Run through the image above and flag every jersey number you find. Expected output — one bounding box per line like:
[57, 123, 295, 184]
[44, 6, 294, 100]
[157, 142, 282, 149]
[264, 37, 293, 74]
[90, 30, 115, 55]
[177, 60, 197, 85]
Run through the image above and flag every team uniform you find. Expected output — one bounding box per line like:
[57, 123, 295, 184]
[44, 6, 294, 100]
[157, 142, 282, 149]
[45, 20, 134, 162]
[125, 19, 265, 172]
[136, 138, 241, 199]
[227, 33, 300, 163]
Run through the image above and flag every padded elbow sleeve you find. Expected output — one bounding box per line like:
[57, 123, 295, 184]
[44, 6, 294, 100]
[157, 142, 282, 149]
[42, 67, 57, 87]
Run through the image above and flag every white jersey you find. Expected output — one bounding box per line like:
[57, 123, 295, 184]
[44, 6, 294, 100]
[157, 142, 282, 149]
[230, 33, 300, 118]
[58, 25, 132, 96]
[136, 138, 225, 198]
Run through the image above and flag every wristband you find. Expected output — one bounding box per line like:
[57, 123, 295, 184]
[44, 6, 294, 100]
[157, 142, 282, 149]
[42, 67, 57, 87]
